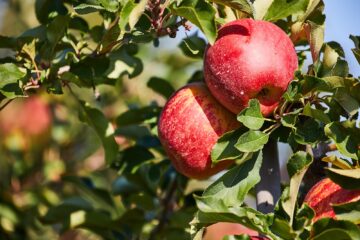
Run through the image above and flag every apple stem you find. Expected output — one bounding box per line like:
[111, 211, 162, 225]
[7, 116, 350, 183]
[255, 139, 281, 214]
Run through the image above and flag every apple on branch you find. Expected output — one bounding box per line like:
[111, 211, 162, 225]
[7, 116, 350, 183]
[158, 82, 239, 179]
[204, 19, 298, 116]
[304, 178, 360, 222]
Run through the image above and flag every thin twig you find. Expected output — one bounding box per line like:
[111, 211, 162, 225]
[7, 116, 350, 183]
[149, 175, 178, 240]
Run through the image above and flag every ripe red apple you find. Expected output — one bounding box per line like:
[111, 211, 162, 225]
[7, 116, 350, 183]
[204, 222, 262, 240]
[204, 19, 298, 116]
[304, 178, 360, 222]
[158, 82, 239, 179]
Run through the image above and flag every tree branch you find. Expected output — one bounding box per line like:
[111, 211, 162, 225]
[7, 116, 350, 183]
[149, 175, 178, 240]
[255, 139, 281, 214]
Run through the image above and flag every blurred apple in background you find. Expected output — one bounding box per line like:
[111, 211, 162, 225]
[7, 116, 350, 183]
[0, 95, 52, 150]
[203, 222, 260, 240]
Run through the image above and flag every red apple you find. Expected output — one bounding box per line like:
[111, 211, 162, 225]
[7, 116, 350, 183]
[158, 82, 239, 179]
[304, 178, 360, 222]
[204, 222, 262, 240]
[204, 19, 298, 116]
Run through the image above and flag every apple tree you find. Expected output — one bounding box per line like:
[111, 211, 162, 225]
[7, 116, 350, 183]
[0, 0, 359, 239]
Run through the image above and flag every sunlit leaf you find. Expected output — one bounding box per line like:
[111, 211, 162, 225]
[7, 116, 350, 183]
[237, 99, 265, 130]
[235, 130, 269, 152]
[327, 168, 360, 190]
[263, 0, 309, 22]
[171, 0, 217, 44]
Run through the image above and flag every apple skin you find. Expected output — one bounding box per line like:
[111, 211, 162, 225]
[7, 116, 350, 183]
[204, 19, 298, 116]
[158, 82, 240, 179]
[304, 178, 360, 222]
[204, 222, 263, 240]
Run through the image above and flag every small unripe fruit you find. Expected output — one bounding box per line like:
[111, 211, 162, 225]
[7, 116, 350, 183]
[304, 178, 360, 222]
[158, 82, 239, 179]
[204, 19, 298, 116]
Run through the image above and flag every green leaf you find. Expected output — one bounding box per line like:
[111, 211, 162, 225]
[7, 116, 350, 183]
[293, 204, 315, 238]
[287, 151, 313, 179]
[0, 63, 26, 89]
[97, 0, 119, 12]
[41, 197, 93, 223]
[73, 0, 119, 14]
[271, 152, 313, 239]
[283, 151, 313, 223]
[294, 118, 322, 145]
[115, 146, 155, 174]
[304, 20, 324, 62]
[147, 77, 175, 99]
[322, 155, 353, 170]
[322, 43, 340, 73]
[333, 200, 360, 224]
[281, 108, 302, 129]
[20, 39, 36, 63]
[40, 14, 70, 61]
[74, 3, 105, 14]
[211, 129, 246, 163]
[98, 21, 121, 54]
[191, 206, 276, 239]
[236, 130, 269, 152]
[334, 88, 359, 117]
[69, 210, 119, 230]
[283, 80, 302, 102]
[301, 75, 346, 94]
[324, 121, 360, 160]
[69, 17, 90, 32]
[116, 106, 162, 126]
[303, 103, 331, 123]
[171, 0, 217, 44]
[210, 0, 253, 16]
[107, 45, 143, 79]
[0, 36, 17, 49]
[327, 168, 360, 190]
[0, 63, 25, 98]
[197, 151, 262, 208]
[62, 176, 121, 218]
[35, 0, 67, 23]
[237, 99, 265, 130]
[331, 59, 349, 77]
[263, 0, 309, 22]
[71, 57, 111, 86]
[128, 0, 147, 30]
[350, 35, 360, 65]
[115, 125, 152, 140]
[269, 215, 297, 240]
[311, 218, 360, 240]
[179, 33, 207, 59]
[350, 35, 360, 49]
[79, 103, 119, 166]
[119, 0, 137, 31]
[253, 0, 274, 20]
